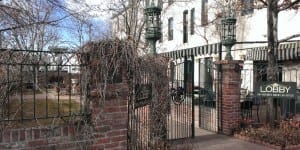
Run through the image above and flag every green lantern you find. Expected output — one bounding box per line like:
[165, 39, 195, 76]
[221, 2, 236, 60]
[144, 0, 162, 54]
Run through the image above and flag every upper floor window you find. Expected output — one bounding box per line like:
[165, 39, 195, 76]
[159, 22, 163, 43]
[241, 0, 254, 16]
[185, 60, 193, 83]
[183, 10, 188, 43]
[168, 17, 173, 41]
[190, 8, 195, 35]
[201, 0, 208, 26]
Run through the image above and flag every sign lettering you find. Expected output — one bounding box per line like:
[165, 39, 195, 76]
[255, 82, 296, 98]
[260, 85, 291, 93]
[135, 84, 152, 107]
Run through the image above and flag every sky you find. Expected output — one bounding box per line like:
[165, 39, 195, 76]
[58, 0, 113, 47]
[0, 0, 113, 50]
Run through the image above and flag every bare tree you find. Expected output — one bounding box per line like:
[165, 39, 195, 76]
[254, 0, 300, 125]
[0, 0, 62, 50]
[0, 0, 62, 94]
[108, 0, 147, 53]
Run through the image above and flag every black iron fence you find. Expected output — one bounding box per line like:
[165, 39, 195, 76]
[238, 41, 300, 126]
[240, 61, 300, 125]
[168, 57, 194, 139]
[128, 56, 171, 149]
[0, 48, 89, 128]
[128, 65, 152, 149]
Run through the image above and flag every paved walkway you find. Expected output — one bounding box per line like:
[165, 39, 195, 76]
[168, 105, 272, 150]
[170, 129, 272, 150]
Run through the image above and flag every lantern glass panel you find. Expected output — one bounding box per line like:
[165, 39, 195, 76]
[146, 0, 162, 8]
[144, 0, 162, 41]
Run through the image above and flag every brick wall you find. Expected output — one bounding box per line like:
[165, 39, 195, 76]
[90, 82, 129, 150]
[219, 60, 243, 135]
[0, 125, 89, 149]
[0, 40, 132, 150]
[0, 81, 129, 150]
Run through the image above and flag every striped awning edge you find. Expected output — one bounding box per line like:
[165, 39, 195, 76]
[245, 41, 300, 61]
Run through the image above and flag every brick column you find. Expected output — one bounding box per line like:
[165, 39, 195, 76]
[87, 57, 130, 150]
[219, 60, 243, 135]
[90, 81, 129, 149]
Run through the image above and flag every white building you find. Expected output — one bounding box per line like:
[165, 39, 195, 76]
[110, 0, 300, 92]
[158, 0, 300, 92]
[110, 0, 300, 131]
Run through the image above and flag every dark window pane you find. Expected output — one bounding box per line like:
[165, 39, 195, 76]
[168, 18, 173, 41]
[190, 8, 195, 35]
[183, 10, 188, 43]
[201, 0, 208, 26]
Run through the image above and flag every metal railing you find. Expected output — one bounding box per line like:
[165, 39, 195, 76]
[240, 62, 300, 125]
[0, 48, 89, 127]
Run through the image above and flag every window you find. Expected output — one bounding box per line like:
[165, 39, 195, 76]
[204, 58, 214, 99]
[190, 8, 195, 35]
[170, 62, 175, 81]
[183, 10, 188, 43]
[168, 0, 174, 6]
[241, 0, 254, 16]
[201, 0, 208, 26]
[184, 60, 193, 95]
[185, 60, 193, 82]
[168, 17, 173, 41]
[159, 22, 163, 43]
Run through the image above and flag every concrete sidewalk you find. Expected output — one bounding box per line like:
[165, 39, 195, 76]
[170, 132, 272, 150]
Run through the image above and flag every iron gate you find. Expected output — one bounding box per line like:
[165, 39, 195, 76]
[168, 56, 195, 139]
[127, 55, 223, 149]
[128, 66, 152, 149]
[168, 56, 223, 136]
[196, 57, 222, 132]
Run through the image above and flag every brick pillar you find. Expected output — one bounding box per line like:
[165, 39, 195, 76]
[219, 60, 243, 135]
[90, 81, 128, 149]
[90, 63, 129, 150]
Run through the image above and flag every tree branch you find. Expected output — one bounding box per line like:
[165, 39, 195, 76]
[278, 34, 300, 43]
[258, 0, 268, 6]
[278, 0, 300, 11]
[0, 4, 22, 12]
[0, 15, 71, 32]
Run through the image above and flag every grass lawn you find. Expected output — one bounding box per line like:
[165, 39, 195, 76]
[3, 98, 83, 128]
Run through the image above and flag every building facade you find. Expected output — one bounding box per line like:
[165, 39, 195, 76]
[110, 0, 300, 124]
[158, 0, 300, 90]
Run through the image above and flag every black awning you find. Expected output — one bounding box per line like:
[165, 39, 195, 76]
[160, 43, 222, 59]
[245, 41, 300, 61]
